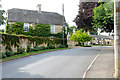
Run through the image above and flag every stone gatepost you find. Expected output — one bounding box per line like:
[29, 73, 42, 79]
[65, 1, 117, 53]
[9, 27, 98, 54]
[114, 1, 120, 79]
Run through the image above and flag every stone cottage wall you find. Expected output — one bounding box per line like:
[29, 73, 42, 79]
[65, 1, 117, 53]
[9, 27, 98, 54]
[1, 37, 48, 53]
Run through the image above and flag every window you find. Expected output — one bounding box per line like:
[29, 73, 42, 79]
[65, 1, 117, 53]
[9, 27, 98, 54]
[50, 25, 55, 33]
[95, 38, 97, 40]
[24, 23, 29, 32]
[101, 38, 103, 40]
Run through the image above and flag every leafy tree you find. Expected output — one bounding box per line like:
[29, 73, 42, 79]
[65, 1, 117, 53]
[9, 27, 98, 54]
[90, 30, 98, 35]
[0, 10, 5, 25]
[67, 25, 77, 34]
[0, 29, 4, 33]
[6, 22, 24, 34]
[74, 2, 99, 31]
[70, 29, 92, 45]
[92, 1, 114, 32]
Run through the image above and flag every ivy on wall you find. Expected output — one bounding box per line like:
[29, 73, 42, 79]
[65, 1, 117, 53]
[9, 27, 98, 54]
[6, 22, 24, 34]
[2, 34, 63, 51]
[23, 23, 51, 37]
[2, 34, 19, 51]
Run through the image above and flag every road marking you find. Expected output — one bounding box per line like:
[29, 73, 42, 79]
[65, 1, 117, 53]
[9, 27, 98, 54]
[82, 50, 103, 80]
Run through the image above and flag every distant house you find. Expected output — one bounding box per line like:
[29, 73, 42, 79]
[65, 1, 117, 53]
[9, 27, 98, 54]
[7, 4, 66, 33]
[90, 35, 114, 46]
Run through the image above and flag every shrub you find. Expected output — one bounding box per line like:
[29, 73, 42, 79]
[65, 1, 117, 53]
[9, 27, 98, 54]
[53, 38, 62, 44]
[93, 43, 96, 45]
[58, 44, 66, 48]
[65, 44, 68, 47]
[30, 48, 39, 51]
[2, 53, 7, 58]
[34, 46, 40, 51]
[27, 44, 31, 52]
[5, 51, 14, 57]
[47, 44, 55, 49]
[83, 45, 92, 47]
[14, 52, 18, 55]
[17, 47, 25, 54]
[38, 46, 46, 50]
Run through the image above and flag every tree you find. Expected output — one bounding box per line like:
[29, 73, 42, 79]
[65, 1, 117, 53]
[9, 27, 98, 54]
[92, 1, 114, 32]
[6, 22, 24, 34]
[67, 25, 77, 34]
[74, 2, 99, 31]
[0, 10, 5, 25]
[70, 29, 92, 45]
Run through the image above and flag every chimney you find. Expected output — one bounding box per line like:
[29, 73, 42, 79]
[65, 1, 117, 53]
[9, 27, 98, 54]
[37, 4, 41, 13]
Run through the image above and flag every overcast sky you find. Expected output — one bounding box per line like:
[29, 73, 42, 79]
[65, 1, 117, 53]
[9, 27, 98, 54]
[1, 0, 80, 28]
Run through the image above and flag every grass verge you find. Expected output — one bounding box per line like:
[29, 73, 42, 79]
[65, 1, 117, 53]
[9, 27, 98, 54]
[76, 45, 92, 47]
[1, 48, 69, 62]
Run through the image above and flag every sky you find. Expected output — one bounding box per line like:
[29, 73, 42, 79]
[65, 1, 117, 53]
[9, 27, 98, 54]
[0, 0, 80, 29]
[0, 0, 112, 36]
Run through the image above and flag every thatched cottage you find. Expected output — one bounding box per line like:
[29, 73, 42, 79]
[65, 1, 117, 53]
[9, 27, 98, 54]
[7, 4, 66, 33]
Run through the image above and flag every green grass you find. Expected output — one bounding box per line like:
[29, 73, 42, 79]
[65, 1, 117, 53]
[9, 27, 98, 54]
[76, 45, 92, 47]
[2, 48, 69, 62]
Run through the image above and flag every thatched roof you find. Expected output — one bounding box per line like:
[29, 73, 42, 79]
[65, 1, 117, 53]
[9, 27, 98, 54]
[90, 35, 113, 40]
[7, 8, 66, 25]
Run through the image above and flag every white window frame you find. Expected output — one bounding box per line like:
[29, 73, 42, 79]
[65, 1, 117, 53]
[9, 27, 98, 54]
[101, 38, 103, 40]
[95, 38, 97, 40]
[24, 23, 29, 32]
[50, 25, 55, 33]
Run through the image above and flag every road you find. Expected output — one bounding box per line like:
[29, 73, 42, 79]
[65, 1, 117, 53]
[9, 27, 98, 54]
[2, 47, 103, 78]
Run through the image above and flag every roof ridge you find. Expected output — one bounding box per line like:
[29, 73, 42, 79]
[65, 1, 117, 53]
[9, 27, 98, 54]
[8, 8, 62, 16]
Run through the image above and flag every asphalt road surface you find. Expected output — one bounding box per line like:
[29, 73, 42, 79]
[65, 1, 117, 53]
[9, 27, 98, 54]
[2, 47, 104, 78]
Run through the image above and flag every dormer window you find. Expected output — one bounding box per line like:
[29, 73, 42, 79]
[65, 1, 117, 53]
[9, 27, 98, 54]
[24, 23, 29, 32]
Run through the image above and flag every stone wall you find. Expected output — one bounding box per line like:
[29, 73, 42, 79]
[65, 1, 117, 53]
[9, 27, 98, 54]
[55, 25, 67, 34]
[55, 25, 63, 34]
[67, 40, 78, 48]
[1, 36, 48, 53]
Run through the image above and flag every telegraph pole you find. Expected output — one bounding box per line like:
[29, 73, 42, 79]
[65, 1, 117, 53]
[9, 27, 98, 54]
[62, 4, 65, 45]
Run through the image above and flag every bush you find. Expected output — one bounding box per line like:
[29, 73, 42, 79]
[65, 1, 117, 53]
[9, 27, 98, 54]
[27, 44, 31, 52]
[65, 44, 68, 48]
[17, 47, 25, 54]
[28, 46, 46, 52]
[38, 46, 46, 50]
[5, 51, 14, 57]
[14, 52, 18, 55]
[93, 43, 96, 45]
[30, 48, 39, 51]
[2, 53, 7, 58]
[58, 44, 66, 48]
[83, 45, 92, 47]
[47, 44, 55, 49]
[53, 38, 62, 44]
